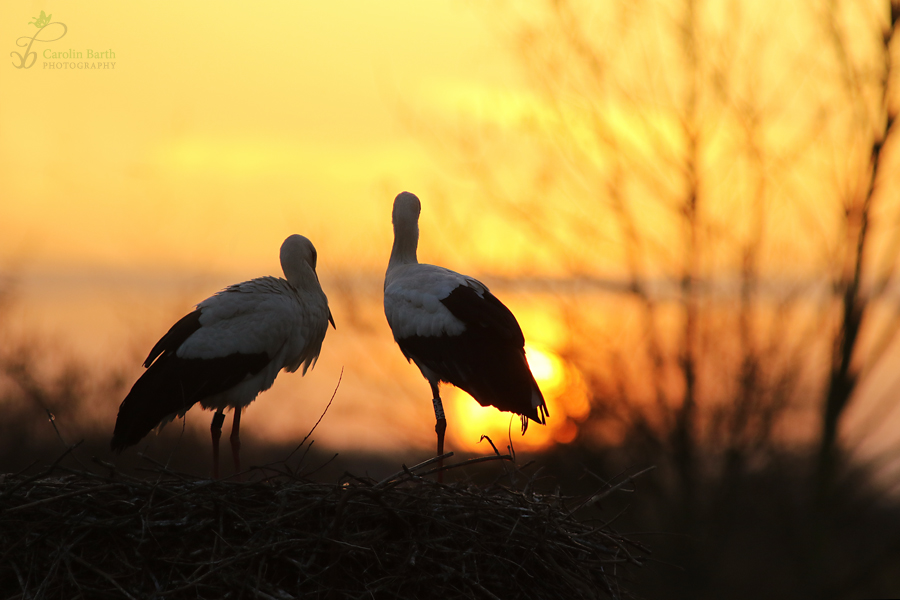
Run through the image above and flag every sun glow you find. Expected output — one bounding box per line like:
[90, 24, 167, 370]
[525, 346, 567, 396]
[447, 343, 591, 453]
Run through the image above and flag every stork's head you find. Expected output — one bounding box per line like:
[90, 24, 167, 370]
[392, 191, 421, 229]
[281, 234, 318, 282]
[387, 191, 421, 271]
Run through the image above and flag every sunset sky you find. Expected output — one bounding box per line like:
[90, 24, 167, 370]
[1, 0, 523, 274]
[1, 0, 592, 455]
[2, 0, 899, 468]
[4, 0, 882, 277]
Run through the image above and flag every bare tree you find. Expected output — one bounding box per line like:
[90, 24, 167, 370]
[416, 0, 833, 490]
[417, 0, 900, 499]
[816, 0, 900, 497]
[411, 2, 900, 596]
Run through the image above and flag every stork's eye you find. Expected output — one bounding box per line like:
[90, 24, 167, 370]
[311, 248, 317, 267]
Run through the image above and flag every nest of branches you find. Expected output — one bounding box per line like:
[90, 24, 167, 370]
[0, 450, 647, 600]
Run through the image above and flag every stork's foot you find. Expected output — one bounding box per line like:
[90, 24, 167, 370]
[435, 417, 447, 483]
[211, 410, 226, 480]
[230, 408, 242, 482]
[435, 418, 447, 455]
[430, 385, 447, 483]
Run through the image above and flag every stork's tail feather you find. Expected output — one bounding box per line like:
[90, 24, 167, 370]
[110, 363, 195, 452]
[519, 387, 548, 434]
[109, 354, 215, 452]
[111, 350, 270, 453]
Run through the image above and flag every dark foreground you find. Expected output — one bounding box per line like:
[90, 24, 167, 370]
[0, 452, 644, 600]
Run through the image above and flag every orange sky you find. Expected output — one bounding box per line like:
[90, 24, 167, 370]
[1, 0, 525, 275]
[3, 0, 883, 279]
[3, 1, 900, 466]
[1, 1, 593, 457]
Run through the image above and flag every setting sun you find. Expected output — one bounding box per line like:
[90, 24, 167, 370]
[447, 343, 590, 452]
[526, 344, 566, 395]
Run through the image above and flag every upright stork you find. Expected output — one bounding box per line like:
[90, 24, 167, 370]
[111, 234, 335, 478]
[383, 192, 548, 475]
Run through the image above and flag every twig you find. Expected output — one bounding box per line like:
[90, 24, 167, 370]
[479, 435, 502, 456]
[68, 554, 138, 600]
[374, 453, 454, 488]
[284, 367, 343, 463]
[418, 454, 514, 478]
[587, 466, 657, 506]
[0, 442, 83, 499]
[4, 483, 121, 514]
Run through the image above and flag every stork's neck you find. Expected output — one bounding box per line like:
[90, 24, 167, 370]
[388, 219, 419, 272]
[282, 256, 318, 292]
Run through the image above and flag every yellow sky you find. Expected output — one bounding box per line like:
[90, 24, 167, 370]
[1, 0, 522, 275]
[4, 0, 900, 463]
[4, 0, 883, 280]
[0, 1, 587, 456]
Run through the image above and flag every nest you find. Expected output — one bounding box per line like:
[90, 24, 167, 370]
[0, 451, 646, 599]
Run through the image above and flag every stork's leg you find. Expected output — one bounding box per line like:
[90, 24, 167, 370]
[230, 407, 242, 481]
[430, 381, 447, 483]
[211, 409, 226, 479]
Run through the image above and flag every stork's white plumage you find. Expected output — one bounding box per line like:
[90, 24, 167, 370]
[111, 234, 335, 478]
[384, 192, 548, 473]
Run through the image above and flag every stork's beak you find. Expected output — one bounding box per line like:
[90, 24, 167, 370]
[313, 269, 336, 329]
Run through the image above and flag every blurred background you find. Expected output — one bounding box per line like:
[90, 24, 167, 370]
[3, 0, 900, 597]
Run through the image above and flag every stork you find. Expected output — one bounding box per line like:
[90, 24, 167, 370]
[111, 234, 335, 479]
[383, 192, 548, 477]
